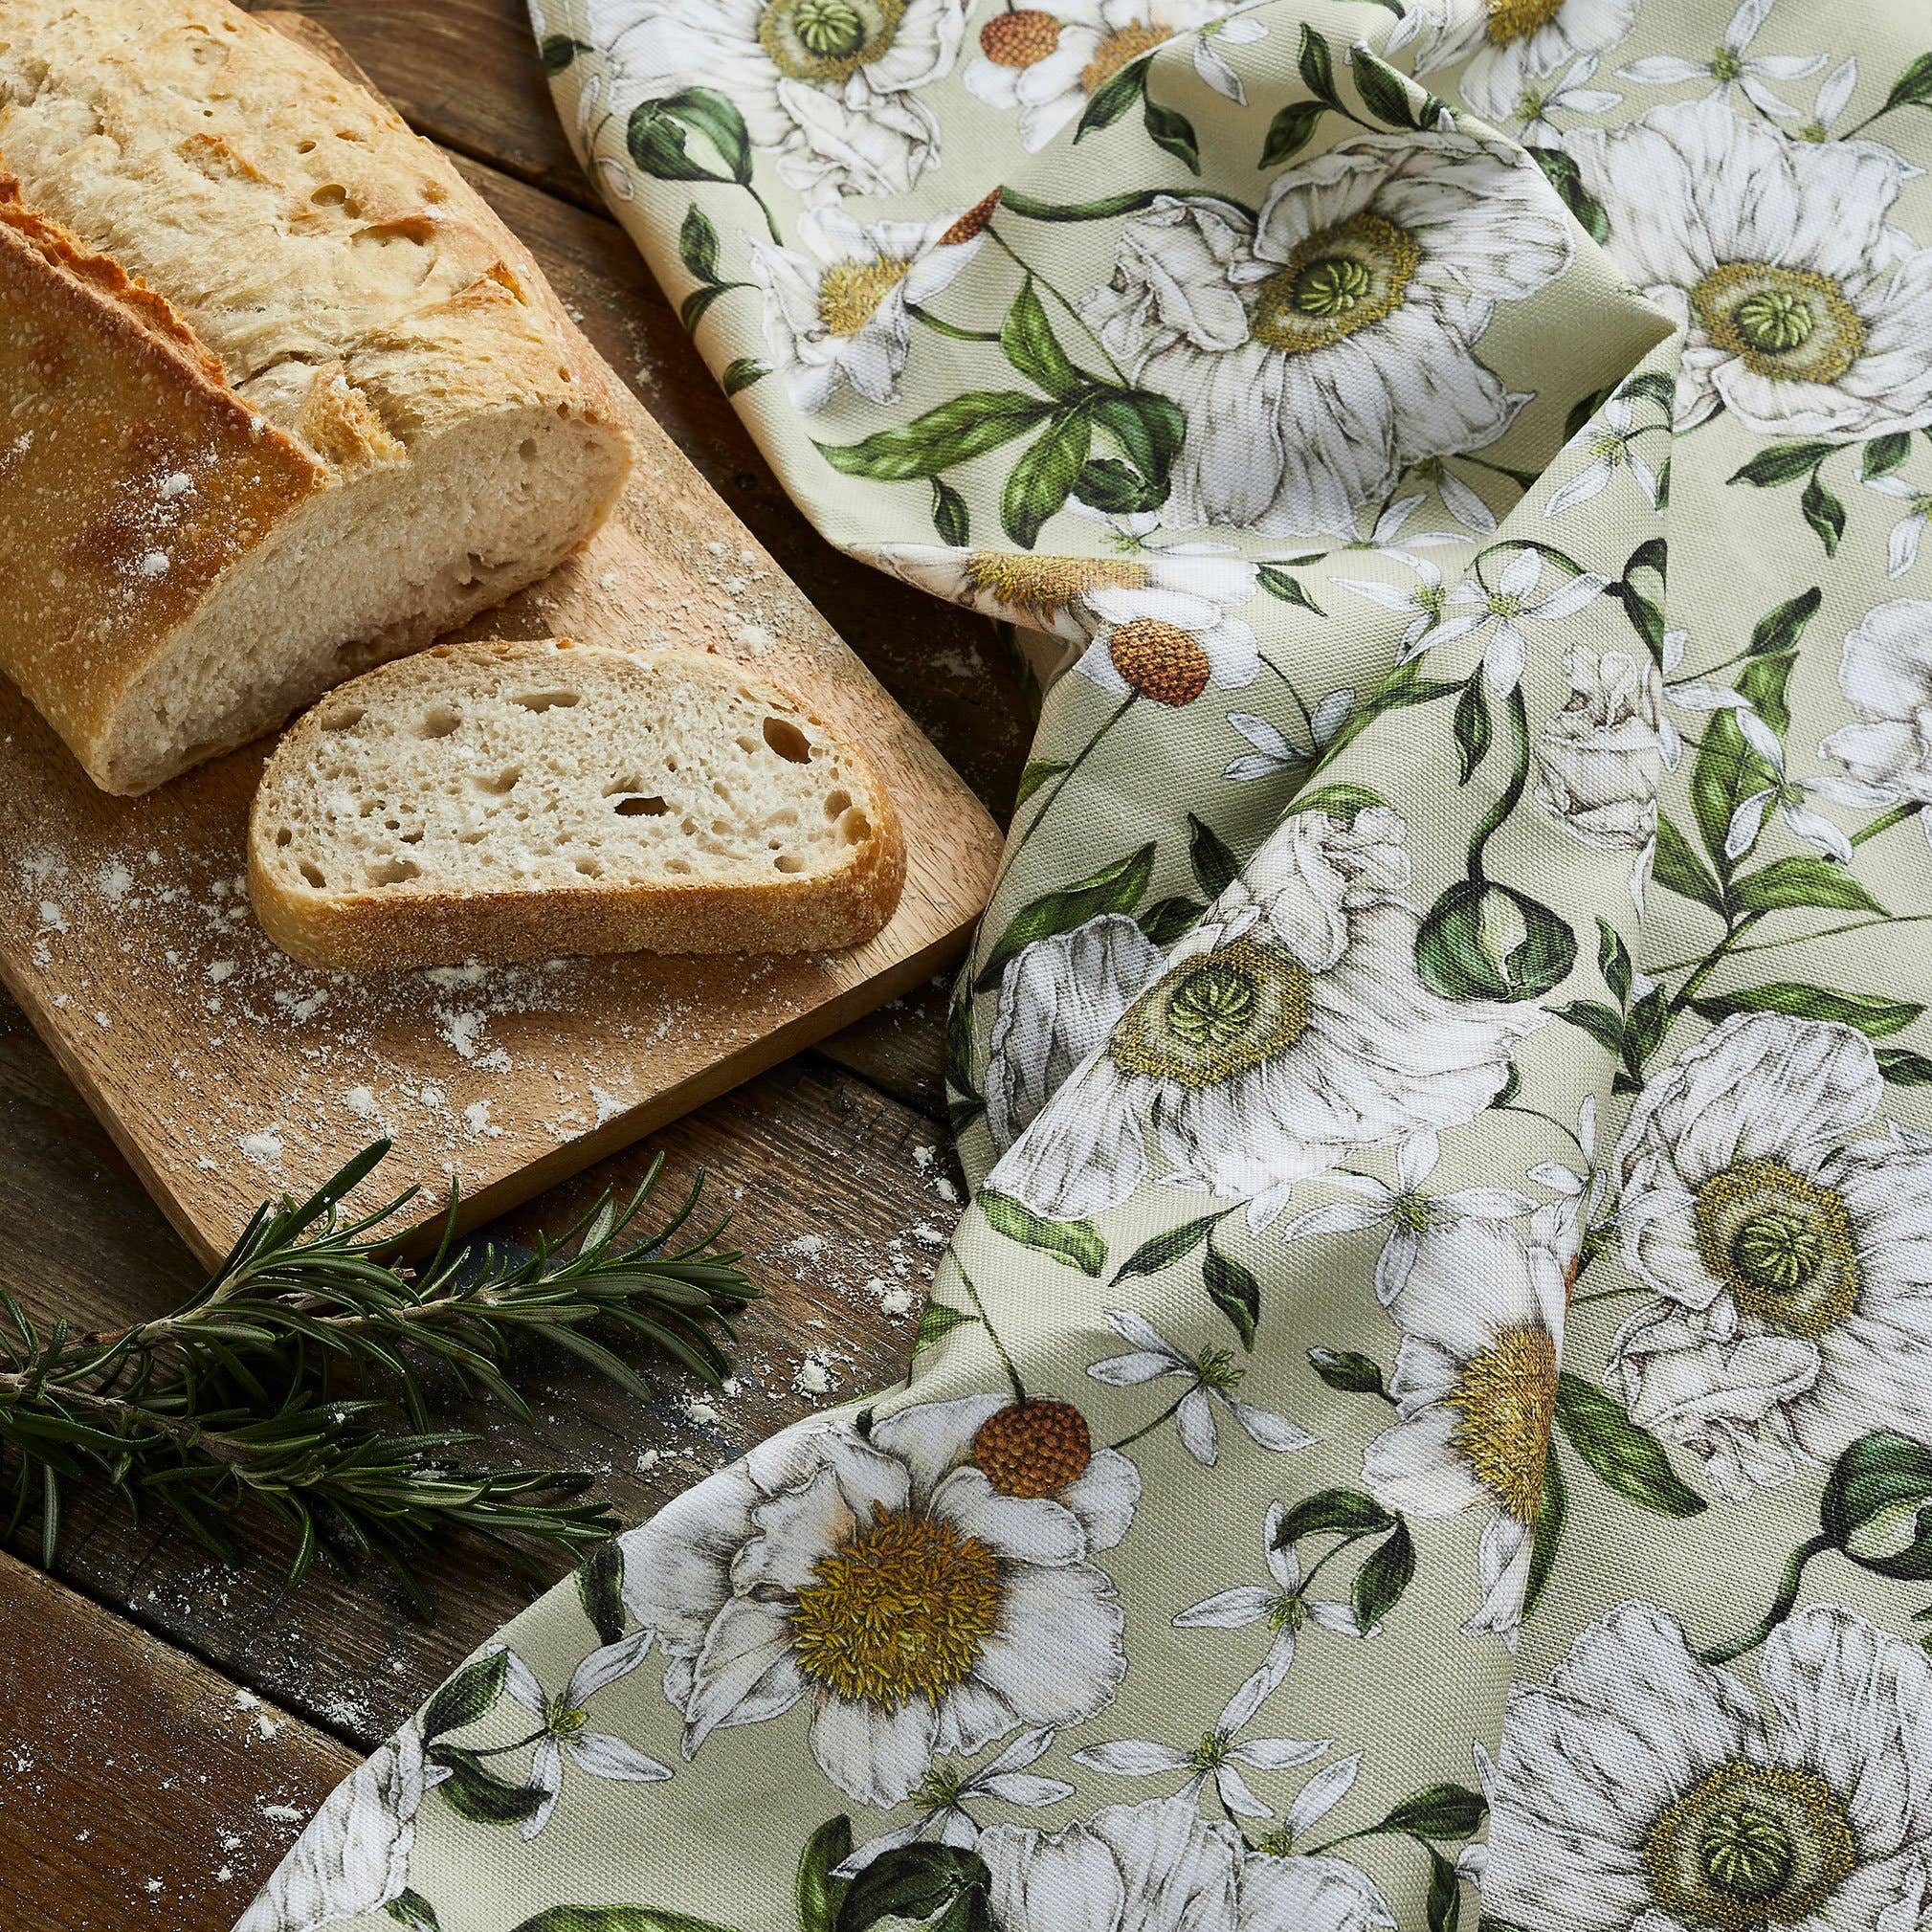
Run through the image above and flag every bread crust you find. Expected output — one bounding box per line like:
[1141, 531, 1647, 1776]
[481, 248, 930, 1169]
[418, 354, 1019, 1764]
[248, 640, 909, 971]
[0, 0, 634, 792]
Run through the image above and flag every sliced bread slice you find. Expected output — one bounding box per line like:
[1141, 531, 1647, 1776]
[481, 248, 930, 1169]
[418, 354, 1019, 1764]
[248, 638, 906, 970]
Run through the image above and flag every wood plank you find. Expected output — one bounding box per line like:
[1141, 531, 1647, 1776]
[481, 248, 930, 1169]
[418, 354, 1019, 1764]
[0, 1549, 354, 1932]
[244, 0, 597, 208]
[0, 12, 1010, 1270]
[7, 1054, 946, 1752]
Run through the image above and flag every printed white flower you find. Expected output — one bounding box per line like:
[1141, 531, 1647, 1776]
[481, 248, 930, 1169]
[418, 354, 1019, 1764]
[1410, 0, 1637, 126]
[1174, 1499, 1366, 1684]
[1417, 546, 1610, 695]
[1566, 96, 1932, 438]
[1277, 1132, 1538, 1302]
[1079, 136, 1572, 539]
[1542, 393, 1659, 515]
[1191, 9, 1267, 103]
[964, 0, 1233, 153]
[872, 539, 1254, 646]
[1486, 1602, 1932, 1932]
[1796, 53, 1859, 143]
[988, 808, 1539, 1222]
[618, 1393, 1136, 1807]
[1222, 692, 1354, 784]
[1610, 1011, 1932, 1494]
[1719, 706, 1853, 863]
[1532, 642, 1667, 855]
[593, 0, 965, 201]
[1512, 53, 1623, 147]
[1819, 598, 1932, 807]
[1866, 470, 1932, 578]
[1072, 1665, 1328, 1819]
[977, 1794, 1396, 1931]
[1087, 1309, 1314, 1466]
[1339, 552, 1452, 656]
[1616, 0, 1826, 119]
[985, 915, 1166, 1159]
[235, 1726, 428, 1932]
[748, 205, 985, 411]
[836, 1726, 1076, 1875]
[1074, 582, 1260, 706]
[1362, 1221, 1566, 1642]
[495, 1632, 671, 1839]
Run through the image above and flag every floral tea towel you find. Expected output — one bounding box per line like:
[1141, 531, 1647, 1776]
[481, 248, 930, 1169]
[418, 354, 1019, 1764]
[240, 0, 1932, 1927]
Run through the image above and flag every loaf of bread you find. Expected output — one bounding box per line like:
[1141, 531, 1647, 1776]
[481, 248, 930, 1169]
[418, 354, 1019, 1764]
[249, 638, 907, 970]
[0, 0, 633, 794]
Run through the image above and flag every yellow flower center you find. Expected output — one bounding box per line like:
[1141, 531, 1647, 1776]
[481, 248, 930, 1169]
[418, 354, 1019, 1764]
[759, 0, 905, 81]
[1109, 618, 1212, 706]
[1081, 21, 1168, 95]
[1111, 938, 1311, 1089]
[789, 1503, 1002, 1709]
[818, 255, 912, 337]
[1644, 1762, 1856, 1929]
[1690, 261, 1867, 386]
[1485, 0, 1565, 45]
[1250, 213, 1421, 357]
[959, 551, 1150, 616]
[1447, 1321, 1557, 1524]
[980, 7, 1062, 67]
[1693, 1159, 1860, 1337]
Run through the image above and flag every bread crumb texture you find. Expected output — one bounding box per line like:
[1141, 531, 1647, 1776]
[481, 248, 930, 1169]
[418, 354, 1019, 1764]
[0, 0, 632, 792]
[250, 639, 906, 969]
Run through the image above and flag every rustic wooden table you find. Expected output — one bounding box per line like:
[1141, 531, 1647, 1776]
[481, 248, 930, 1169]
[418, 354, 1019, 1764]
[0, 7, 1027, 1923]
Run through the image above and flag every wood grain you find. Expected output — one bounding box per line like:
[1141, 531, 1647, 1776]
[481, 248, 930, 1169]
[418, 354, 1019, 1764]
[0, 1550, 353, 1932]
[8, 1054, 945, 1752]
[0, 11, 1005, 1269]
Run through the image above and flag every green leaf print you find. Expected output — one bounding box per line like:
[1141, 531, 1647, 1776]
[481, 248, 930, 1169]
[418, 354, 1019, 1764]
[835, 1843, 995, 1932]
[1689, 983, 1924, 1038]
[677, 206, 721, 284]
[1821, 1431, 1932, 1580]
[577, 1541, 627, 1646]
[1652, 814, 1726, 913]
[978, 1190, 1108, 1275]
[930, 476, 970, 545]
[421, 1649, 506, 1742]
[1260, 98, 1327, 167]
[511, 1912, 743, 1932]
[1115, 1211, 1224, 1282]
[816, 392, 1055, 483]
[1142, 92, 1200, 173]
[1728, 441, 1837, 486]
[627, 90, 752, 186]
[1728, 855, 1887, 917]
[998, 279, 1083, 400]
[1352, 1517, 1416, 1632]
[1001, 407, 1093, 547]
[1076, 56, 1146, 137]
[1379, 1783, 1490, 1840]
[1553, 1374, 1707, 1518]
[430, 1743, 551, 1826]
[1203, 1244, 1261, 1349]
[797, 1816, 855, 1932]
[1529, 149, 1609, 245]
[975, 843, 1156, 988]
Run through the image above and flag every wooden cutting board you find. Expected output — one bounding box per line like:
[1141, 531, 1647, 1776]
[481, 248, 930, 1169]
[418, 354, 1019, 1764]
[0, 17, 1001, 1268]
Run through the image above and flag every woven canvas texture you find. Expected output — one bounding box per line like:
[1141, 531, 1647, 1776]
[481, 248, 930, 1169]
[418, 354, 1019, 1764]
[241, 1, 1932, 1926]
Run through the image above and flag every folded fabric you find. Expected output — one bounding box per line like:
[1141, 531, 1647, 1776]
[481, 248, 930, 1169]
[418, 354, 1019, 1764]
[239, 0, 1932, 1926]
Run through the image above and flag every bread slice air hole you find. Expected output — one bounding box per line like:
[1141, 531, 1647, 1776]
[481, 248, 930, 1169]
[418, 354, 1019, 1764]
[474, 767, 521, 794]
[514, 690, 581, 713]
[366, 855, 420, 887]
[321, 706, 366, 732]
[613, 794, 667, 817]
[762, 716, 811, 764]
[823, 789, 851, 820]
[299, 861, 325, 888]
[417, 706, 461, 740]
[275, 826, 293, 847]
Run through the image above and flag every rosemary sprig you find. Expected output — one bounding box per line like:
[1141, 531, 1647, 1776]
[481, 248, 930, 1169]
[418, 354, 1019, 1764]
[0, 1141, 756, 1611]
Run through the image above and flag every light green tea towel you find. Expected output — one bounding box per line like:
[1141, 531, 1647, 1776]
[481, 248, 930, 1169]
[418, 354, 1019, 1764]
[240, 1, 1932, 1926]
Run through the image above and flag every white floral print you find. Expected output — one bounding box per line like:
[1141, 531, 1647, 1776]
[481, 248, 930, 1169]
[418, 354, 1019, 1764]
[748, 204, 985, 411]
[1411, 0, 1637, 126]
[1486, 1602, 1932, 1932]
[964, 0, 1235, 151]
[592, 0, 965, 199]
[1818, 598, 1932, 807]
[1079, 135, 1572, 538]
[496, 1632, 671, 1838]
[617, 1393, 1137, 1806]
[1362, 1220, 1566, 1641]
[977, 1793, 1395, 1931]
[235, 1726, 427, 1932]
[1610, 1011, 1932, 1494]
[1532, 641, 1668, 854]
[989, 807, 1540, 1222]
[1566, 95, 1932, 438]
[1616, 0, 1825, 120]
